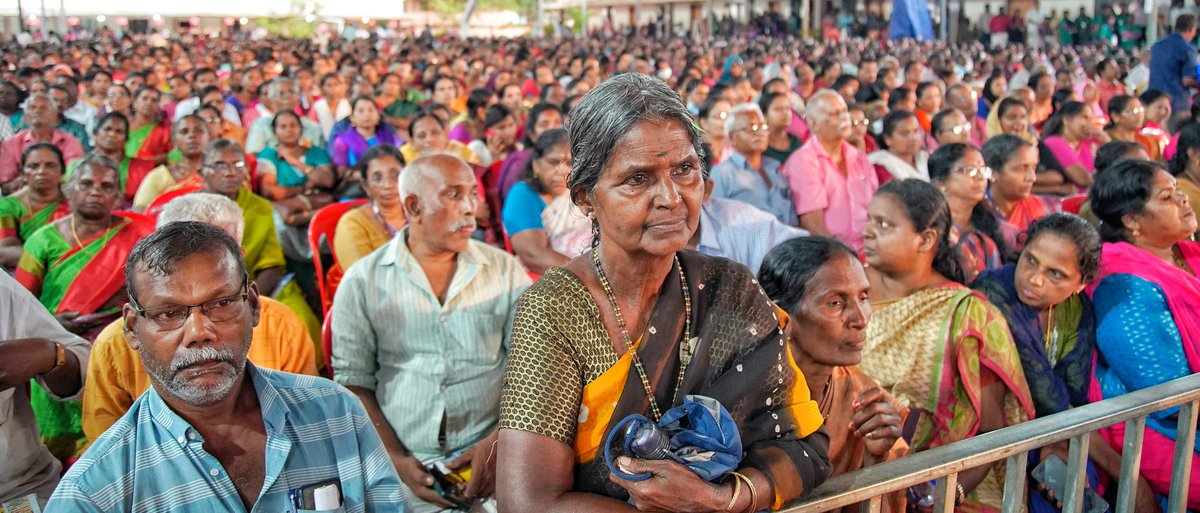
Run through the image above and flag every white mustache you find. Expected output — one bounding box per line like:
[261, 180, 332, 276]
[453, 220, 476, 231]
[171, 345, 236, 372]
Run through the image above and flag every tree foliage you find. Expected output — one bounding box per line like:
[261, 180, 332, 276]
[256, 0, 322, 38]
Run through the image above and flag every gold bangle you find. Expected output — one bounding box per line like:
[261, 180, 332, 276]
[44, 341, 66, 375]
[723, 473, 742, 513]
[731, 472, 757, 513]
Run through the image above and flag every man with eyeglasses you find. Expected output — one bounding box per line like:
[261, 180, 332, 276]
[48, 221, 408, 512]
[709, 103, 798, 226]
[81, 192, 317, 449]
[781, 90, 879, 251]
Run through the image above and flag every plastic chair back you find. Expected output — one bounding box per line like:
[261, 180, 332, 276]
[308, 199, 367, 316]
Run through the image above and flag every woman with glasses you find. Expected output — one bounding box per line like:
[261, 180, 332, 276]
[930, 143, 1012, 281]
[869, 109, 928, 183]
[930, 108, 972, 150]
[326, 145, 407, 302]
[15, 154, 155, 460]
[858, 178, 1033, 512]
[1105, 95, 1161, 160]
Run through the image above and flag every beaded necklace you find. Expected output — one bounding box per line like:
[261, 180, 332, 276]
[592, 247, 692, 422]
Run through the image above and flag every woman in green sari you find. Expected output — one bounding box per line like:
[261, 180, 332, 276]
[858, 179, 1035, 512]
[14, 154, 154, 460]
[0, 143, 71, 270]
[124, 87, 172, 197]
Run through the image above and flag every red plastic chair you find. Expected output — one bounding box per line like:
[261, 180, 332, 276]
[308, 199, 368, 316]
[321, 311, 334, 379]
[1062, 195, 1087, 215]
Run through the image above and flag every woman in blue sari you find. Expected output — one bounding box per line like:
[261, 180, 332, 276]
[973, 213, 1160, 512]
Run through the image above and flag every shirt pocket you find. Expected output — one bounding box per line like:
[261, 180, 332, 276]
[450, 312, 506, 364]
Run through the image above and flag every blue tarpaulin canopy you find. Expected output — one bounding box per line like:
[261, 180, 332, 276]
[889, 0, 933, 40]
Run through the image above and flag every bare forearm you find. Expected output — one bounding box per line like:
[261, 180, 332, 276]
[798, 212, 830, 236]
[0, 241, 22, 268]
[516, 247, 569, 275]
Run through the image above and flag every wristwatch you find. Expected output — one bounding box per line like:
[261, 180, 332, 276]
[44, 341, 66, 375]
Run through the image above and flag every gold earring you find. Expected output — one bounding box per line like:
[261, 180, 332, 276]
[1132, 228, 1141, 238]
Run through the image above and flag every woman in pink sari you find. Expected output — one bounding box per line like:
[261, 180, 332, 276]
[1088, 159, 1200, 509]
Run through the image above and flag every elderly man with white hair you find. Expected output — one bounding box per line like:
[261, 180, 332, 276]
[0, 93, 84, 192]
[80, 192, 317, 446]
[708, 102, 797, 225]
[245, 77, 326, 153]
[332, 153, 530, 512]
[781, 89, 879, 250]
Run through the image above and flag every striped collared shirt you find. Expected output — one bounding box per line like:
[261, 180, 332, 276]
[47, 364, 408, 513]
[331, 229, 531, 461]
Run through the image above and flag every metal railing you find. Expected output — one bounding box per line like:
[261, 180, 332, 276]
[778, 372, 1200, 513]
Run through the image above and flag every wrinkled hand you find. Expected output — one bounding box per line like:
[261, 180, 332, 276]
[55, 311, 100, 334]
[0, 338, 54, 391]
[446, 430, 499, 499]
[850, 387, 903, 457]
[609, 456, 723, 513]
[390, 452, 453, 508]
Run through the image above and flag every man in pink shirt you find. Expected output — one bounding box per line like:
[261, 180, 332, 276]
[0, 93, 84, 193]
[781, 90, 879, 250]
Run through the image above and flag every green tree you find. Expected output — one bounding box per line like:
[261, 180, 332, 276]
[256, 0, 323, 37]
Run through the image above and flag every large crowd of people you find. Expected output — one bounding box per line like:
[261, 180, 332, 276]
[1, 12, 1200, 513]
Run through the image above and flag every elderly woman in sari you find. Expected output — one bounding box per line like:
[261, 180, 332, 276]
[499, 73, 831, 513]
[501, 128, 590, 275]
[972, 213, 1164, 512]
[858, 179, 1034, 511]
[759, 236, 908, 513]
[1088, 159, 1200, 509]
[0, 144, 71, 269]
[929, 143, 1011, 281]
[14, 154, 155, 460]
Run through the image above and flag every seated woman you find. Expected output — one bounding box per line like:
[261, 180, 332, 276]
[869, 109, 928, 183]
[131, 115, 210, 211]
[760, 91, 803, 164]
[332, 144, 405, 284]
[499, 73, 831, 513]
[125, 87, 172, 181]
[858, 178, 1034, 511]
[258, 110, 337, 226]
[0, 144, 71, 269]
[468, 104, 519, 168]
[1139, 89, 1172, 159]
[15, 154, 155, 460]
[929, 143, 1011, 281]
[497, 102, 564, 200]
[501, 128, 590, 274]
[1168, 123, 1200, 227]
[972, 213, 1163, 512]
[399, 110, 479, 165]
[1088, 159, 1200, 509]
[448, 87, 494, 144]
[72, 112, 136, 204]
[329, 96, 402, 170]
[930, 108, 973, 150]
[983, 135, 1052, 244]
[759, 236, 908, 513]
[1105, 94, 1162, 161]
[1038, 101, 1109, 195]
[988, 96, 1039, 145]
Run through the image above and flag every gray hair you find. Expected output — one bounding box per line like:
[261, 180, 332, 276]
[65, 153, 120, 194]
[805, 89, 844, 124]
[724, 103, 764, 136]
[567, 73, 706, 198]
[157, 192, 245, 244]
[265, 77, 295, 99]
[203, 138, 245, 165]
[25, 92, 59, 114]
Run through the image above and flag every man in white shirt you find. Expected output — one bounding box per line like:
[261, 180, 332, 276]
[0, 272, 90, 508]
[1126, 48, 1153, 96]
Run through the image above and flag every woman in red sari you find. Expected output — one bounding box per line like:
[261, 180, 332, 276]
[15, 154, 154, 460]
[124, 87, 172, 198]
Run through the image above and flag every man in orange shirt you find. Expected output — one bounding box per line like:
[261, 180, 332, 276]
[81, 193, 316, 444]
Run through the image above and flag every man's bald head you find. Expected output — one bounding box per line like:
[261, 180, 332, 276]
[398, 153, 473, 202]
[399, 153, 479, 255]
